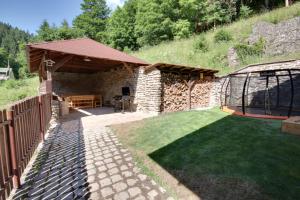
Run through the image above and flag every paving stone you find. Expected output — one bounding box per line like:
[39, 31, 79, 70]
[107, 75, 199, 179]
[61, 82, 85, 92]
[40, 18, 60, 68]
[100, 177, 112, 187]
[122, 171, 132, 177]
[95, 161, 104, 166]
[101, 187, 114, 198]
[98, 165, 107, 172]
[127, 178, 138, 186]
[113, 182, 128, 192]
[88, 168, 97, 176]
[89, 192, 101, 199]
[138, 174, 147, 181]
[128, 187, 142, 197]
[120, 165, 128, 171]
[89, 183, 100, 192]
[108, 167, 119, 175]
[114, 191, 129, 200]
[104, 158, 113, 164]
[166, 197, 175, 200]
[111, 174, 122, 183]
[107, 162, 117, 169]
[147, 190, 158, 199]
[134, 195, 146, 200]
[98, 172, 107, 179]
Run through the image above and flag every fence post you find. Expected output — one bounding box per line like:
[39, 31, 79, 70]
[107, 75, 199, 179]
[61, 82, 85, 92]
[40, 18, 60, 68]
[7, 108, 21, 189]
[39, 96, 44, 141]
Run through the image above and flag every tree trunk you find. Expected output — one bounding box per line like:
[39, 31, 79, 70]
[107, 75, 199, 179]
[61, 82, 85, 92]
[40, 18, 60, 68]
[286, 0, 289, 7]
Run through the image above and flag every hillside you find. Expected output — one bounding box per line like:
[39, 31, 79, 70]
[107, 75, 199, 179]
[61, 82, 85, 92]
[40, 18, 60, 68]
[132, 3, 300, 75]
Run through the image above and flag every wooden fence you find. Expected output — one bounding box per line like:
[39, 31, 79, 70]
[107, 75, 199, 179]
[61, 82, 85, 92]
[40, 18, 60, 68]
[0, 94, 52, 200]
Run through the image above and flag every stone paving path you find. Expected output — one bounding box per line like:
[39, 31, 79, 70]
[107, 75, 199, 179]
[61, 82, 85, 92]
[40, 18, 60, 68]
[12, 111, 172, 200]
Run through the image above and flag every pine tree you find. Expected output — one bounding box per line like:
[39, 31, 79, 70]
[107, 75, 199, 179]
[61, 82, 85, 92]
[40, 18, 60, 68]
[73, 0, 110, 42]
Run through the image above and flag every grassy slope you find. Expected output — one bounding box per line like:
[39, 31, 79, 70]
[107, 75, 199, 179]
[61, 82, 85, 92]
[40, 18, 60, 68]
[132, 3, 300, 75]
[0, 76, 39, 109]
[112, 109, 300, 200]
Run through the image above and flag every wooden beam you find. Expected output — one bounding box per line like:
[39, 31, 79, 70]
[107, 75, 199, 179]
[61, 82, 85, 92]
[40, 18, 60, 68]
[123, 62, 134, 77]
[51, 55, 74, 72]
[184, 80, 196, 111]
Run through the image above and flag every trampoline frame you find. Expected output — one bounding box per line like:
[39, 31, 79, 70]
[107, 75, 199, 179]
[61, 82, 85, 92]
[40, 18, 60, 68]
[221, 69, 300, 119]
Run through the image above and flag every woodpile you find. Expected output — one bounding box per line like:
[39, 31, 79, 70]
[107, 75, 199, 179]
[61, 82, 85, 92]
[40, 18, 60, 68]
[191, 80, 212, 108]
[161, 72, 213, 112]
[161, 72, 188, 112]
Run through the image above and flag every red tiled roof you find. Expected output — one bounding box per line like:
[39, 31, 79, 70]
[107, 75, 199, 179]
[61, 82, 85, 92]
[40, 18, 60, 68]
[27, 38, 148, 72]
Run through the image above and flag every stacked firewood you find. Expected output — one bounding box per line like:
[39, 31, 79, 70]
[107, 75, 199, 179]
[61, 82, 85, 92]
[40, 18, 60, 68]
[161, 72, 189, 112]
[191, 80, 212, 108]
[161, 72, 213, 112]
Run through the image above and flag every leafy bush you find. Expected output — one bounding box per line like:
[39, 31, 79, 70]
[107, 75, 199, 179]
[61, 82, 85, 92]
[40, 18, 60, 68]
[240, 5, 252, 19]
[193, 36, 209, 52]
[234, 38, 265, 60]
[214, 29, 233, 43]
[172, 20, 192, 40]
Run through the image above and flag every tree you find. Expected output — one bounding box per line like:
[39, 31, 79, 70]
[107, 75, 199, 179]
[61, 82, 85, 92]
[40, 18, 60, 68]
[36, 20, 84, 42]
[73, 0, 110, 42]
[36, 20, 58, 41]
[179, 0, 207, 32]
[135, 0, 174, 46]
[107, 0, 139, 50]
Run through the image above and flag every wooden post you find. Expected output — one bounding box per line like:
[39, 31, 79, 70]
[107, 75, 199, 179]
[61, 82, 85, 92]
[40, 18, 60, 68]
[184, 80, 196, 110]
[39, 96, 44, 141]
[7, 109, 21, 189]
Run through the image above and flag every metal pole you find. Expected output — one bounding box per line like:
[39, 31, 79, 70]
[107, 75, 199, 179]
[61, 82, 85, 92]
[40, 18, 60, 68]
[265, 76, 269, 115]
[287, 70, 294, 117]
[7, 109, 21, 189]
[276, 75, 280, 108]
[242, 73, 250, 115]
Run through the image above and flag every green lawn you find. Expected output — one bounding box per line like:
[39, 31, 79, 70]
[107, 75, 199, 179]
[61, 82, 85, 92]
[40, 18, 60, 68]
[0, 77, 39, 109]
[112, 108, 300, 200]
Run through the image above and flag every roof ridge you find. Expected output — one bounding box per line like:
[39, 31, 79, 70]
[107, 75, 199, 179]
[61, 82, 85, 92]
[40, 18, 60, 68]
[27, 37, 91, 46]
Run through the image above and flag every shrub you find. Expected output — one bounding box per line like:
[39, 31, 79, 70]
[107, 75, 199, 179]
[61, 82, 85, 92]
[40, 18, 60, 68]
[240, 5, 253, 19]
[234, 38, 265, 60]
[214, 29, 233, 43]
[4, 79, 26, 89]
[172, 20, 192, 40]
[193, 36, 209, 52]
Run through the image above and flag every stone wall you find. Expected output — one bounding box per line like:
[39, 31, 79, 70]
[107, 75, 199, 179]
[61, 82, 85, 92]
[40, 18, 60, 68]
[136, 68, 162, 113]
[248, 17, 300, 55]
[52, 72, 100, 97]
[52, 66, 162, 113]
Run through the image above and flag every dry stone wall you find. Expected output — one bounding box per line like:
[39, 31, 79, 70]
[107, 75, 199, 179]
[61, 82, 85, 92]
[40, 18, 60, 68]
[248, 17, 300, 55]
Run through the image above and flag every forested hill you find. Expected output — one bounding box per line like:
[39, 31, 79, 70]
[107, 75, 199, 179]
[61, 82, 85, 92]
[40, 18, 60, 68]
[0, 22, 33, 78]
[0, 22, 32, 57]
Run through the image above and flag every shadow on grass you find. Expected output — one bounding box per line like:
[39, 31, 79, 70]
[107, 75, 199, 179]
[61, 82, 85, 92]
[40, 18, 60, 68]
[12, 117, 91, 199]
[149, 115, 300, 200]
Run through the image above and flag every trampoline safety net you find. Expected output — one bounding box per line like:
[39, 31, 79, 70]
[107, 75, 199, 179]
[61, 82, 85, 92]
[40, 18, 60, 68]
[223, 70, 300, 117]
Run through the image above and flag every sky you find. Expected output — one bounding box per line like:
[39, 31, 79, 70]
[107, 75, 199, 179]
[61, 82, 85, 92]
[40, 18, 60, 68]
[0, 0, 125, 34]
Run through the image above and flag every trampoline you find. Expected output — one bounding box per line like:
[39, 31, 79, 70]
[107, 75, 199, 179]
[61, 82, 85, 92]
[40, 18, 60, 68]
[221, 68, 300, 119]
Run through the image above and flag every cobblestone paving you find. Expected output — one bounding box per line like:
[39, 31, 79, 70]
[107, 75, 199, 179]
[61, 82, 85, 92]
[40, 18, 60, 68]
[12, 110, 172, 200]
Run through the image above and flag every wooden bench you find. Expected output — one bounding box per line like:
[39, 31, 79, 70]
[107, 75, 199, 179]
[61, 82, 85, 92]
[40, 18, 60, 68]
[67, 95, 102, 108]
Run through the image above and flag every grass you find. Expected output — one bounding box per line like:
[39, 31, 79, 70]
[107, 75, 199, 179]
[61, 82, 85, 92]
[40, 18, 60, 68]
[132, 3, 300, 76]
[0, 76, 39, 109]
[112, 108, 300, 200]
